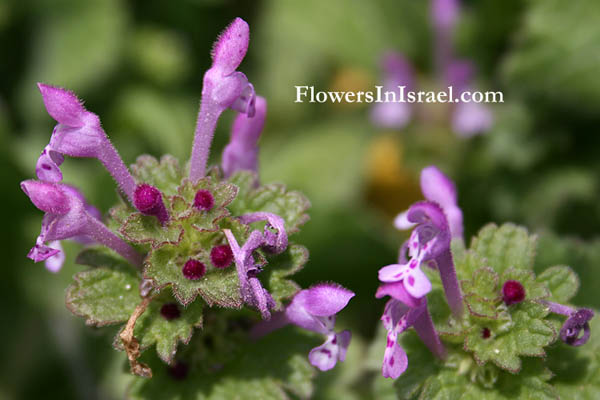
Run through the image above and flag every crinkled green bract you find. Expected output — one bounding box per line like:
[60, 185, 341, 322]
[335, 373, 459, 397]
[65, 154, 313, 393]
[371, 223, 596, 399]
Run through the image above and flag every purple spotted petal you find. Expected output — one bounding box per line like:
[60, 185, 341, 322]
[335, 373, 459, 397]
[28, 239, 60, 263]
[308, 333, 342, 371]
[403, 267, 432, 299]
[378, 263, 409, 283]
[382, 330, 408, 379]
[36, 145, 64, 182]
[376, 282, 421, 308]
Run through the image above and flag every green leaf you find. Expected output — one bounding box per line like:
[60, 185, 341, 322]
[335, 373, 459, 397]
[116, 290, 203, 364]
[386, 327, 558, 400]
[535, 232, 600, 309]
[127, 327, 319, 400]
[144, 219, 248, 307]
[131, 155, 184, 196]
[452, 238, 487, 280]
[464, 301, 556, 373]
[502, 0, 600, 116]
[228, 171, 310, 234]
[66, 248, 141, 327]
[471, 223, 537, 274]
[462, 267, 500, 300]
[120, 213, 184, 249]
[536, 265, 580, 304]
[262, 244, 307, 308]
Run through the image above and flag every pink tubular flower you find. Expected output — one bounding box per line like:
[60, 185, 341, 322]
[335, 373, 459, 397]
[222, 96, 267, 179]
[387, 166, 463, 318]
[380, 298, 445, 379]
[189, 17, 256, 182]
[371, 52, 414, 129]
[36, 84, 137, 204]
[22, 180, 142, 269]
[285, 284, 354, 371]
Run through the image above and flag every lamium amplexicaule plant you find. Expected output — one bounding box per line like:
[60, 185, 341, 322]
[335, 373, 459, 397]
[22, 18, 355, 398]
[20, 15, 598, 400]
[370, 166, 597, 399]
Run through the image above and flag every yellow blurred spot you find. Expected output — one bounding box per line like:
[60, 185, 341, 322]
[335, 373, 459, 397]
[329, 67, 373, 109]
[364, 135, 421, 216]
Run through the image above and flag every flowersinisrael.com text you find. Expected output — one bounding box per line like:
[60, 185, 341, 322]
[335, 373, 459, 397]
[294, 85, 504, 104]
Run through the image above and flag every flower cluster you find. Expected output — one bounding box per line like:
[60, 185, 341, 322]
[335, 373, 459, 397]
[375, 166, 462, 378]
[22, 17, 353, 378]
[371, 0, 493, 137]
[376, 166, 595, 380]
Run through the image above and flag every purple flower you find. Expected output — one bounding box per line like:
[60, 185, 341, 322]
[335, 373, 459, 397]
[386, 166, 463, 318]
[431, 0, 460, 33]
[378, 230, 433, 299]
[36, 84, 137, 203]
[445, 60, 493, 137]
[222, 96, 267, 179]
[223, 227, 277, 320]
[417, 165, 463, 239]
[285, 284, 354, 371]
[22, 180, 142, 269]
[238, 212, 288, 254]
[542, 301, 594, 347]
[380, 298, 446, 379]
[189, 18, 256, 182]
[223, 213, 286, 318]
[451, 100, 494, 138]
[43, 241, 65, 273]
[371, 52, 414, 129]
[394, 165, 462, 239]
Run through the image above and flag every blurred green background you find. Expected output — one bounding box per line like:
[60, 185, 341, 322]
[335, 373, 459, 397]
[2, 0, 600, 398]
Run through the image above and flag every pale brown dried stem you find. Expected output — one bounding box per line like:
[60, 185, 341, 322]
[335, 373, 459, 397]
[120, 296, 154, 378]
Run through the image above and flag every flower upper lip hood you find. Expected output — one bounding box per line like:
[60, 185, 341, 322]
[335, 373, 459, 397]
[285, 283, 355, 371]
[35, 83, 137, 204]
[22, 179, 142, 268]
[190, 17, 256, 182]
